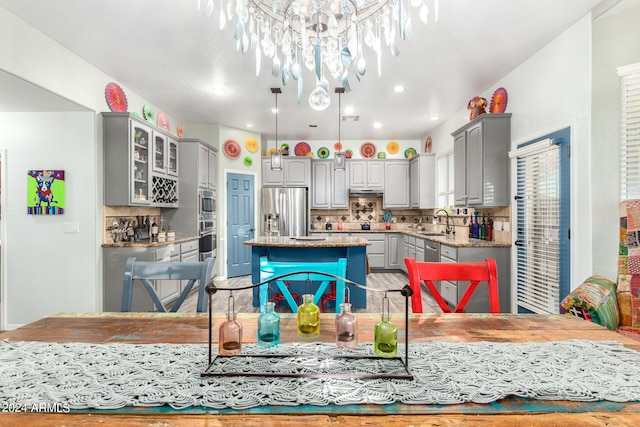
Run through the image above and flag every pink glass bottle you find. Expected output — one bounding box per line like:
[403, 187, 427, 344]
[219, 293, 242, 356]
[335, 302, 358, 349]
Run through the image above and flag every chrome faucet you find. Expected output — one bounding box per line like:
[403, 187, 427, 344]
[435, 209, 454, 235]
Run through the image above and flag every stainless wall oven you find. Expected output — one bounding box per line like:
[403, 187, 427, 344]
[199, 189, 217, 261]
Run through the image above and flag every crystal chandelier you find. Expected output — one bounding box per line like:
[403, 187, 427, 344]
[199, 0, 437, 110]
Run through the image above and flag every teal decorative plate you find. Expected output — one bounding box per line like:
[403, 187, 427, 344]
[318, 147, 330, 158]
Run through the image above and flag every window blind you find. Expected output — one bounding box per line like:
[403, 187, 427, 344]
[437, 149, 454, 208]
[618, 63, 640, 200]
[514, 143, 561, 314]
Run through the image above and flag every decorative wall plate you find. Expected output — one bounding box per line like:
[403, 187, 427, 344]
[490, 87, 508, 113]
[267, 147, 277, 156]
[245, 137, 258, 152]
[176, 125, 184, 137]
[425, 136, 432, 153]
[386, 141, 399, 154]
[360, 142, 377, 159]
[223, 139, 241, 159]
[334, 142, 343, 151]
[294, 142, 311, 156]
[243, 156, 253, 166]
[404, 147, 417, 158]
[156, 112, 170, 132]
[105, 82, 128, 112]
[142, 105, 154, 123]
[317, 147, 330, 158]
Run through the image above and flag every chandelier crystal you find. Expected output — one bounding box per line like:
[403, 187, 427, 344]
[199, 0, 437, 109]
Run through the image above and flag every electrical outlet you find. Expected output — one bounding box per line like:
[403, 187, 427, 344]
[64, 222, 80, 233]
[494, 221, 502, 231]
[503, 222, 510, 232]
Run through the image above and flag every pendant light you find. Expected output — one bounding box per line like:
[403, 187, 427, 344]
[270, 88, 282, 170]
[334, 87, 346, 170]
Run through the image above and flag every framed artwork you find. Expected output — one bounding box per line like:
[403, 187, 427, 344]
[27, 170, 65, 215]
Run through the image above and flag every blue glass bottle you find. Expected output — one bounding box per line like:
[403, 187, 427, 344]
[258, 301, 280, 348]
[473, 212, 480, 239]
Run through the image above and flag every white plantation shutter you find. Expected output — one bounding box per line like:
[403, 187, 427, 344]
[437, 149, 454, 208]
[619, 63, 640, 200]
[509, 139, 560, 313]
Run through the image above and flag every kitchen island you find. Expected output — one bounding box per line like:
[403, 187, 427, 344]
[243, 236, 370, 308]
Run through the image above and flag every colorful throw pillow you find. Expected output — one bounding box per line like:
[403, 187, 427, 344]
[560, 275, 620, 331]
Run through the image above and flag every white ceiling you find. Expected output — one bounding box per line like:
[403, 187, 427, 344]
[0, 0, 615, 141]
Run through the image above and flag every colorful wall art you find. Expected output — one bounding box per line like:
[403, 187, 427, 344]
[27, 169, 65, 215]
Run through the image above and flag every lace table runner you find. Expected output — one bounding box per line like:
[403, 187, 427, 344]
[1, 339, 639, 410]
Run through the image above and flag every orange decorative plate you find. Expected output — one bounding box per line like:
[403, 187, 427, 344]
[425, 136, 432, 153]
[176, 125, 184, 137]
[223, 139, 241, 159]
[387, 141, 399, 154]
[334, 142, 343, 151]
[490, 87, 508, 114]
[245, 137, 258, 152]
[360, 142, 377, 159]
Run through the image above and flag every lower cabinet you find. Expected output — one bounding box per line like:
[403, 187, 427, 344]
[103, 238, 200, 312]
[439, 243, 511, 313]
[361, 233, 386, 269]
[385, 234, 402, 269]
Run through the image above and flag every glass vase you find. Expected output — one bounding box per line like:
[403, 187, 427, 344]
[219, 293, 242, 356]
[335, 302, 358, 349]
[297, 293, 320, 339]
[258, 301, 280, 348]
[374, 295, 397, 358]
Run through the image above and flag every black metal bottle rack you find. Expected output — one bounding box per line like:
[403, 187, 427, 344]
[201, 271, 414, 380]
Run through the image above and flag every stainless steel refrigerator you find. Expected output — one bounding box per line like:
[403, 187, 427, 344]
[261, 187, 308, 237]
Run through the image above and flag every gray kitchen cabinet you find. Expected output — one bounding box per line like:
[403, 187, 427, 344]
[360, 233, 386, 269]
[452, 113, 511, 207]
[385, 233, 402, 269]
[262, 157, 311, 187]
[156, 245, 181, 303]
[102, 112, 179, 207]
[410, 154, 436, 208]
[180, 239, 200, 292]
[439, 243, 511, 313]
[348, 160, 384, 190]
[311, 160, 349, 209]
[163, 138, 217, 238]
[383, 160, 410, 208]
[415, 237, 425, 262]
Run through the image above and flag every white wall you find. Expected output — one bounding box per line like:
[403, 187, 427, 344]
[0, 112, 98, 328]
[428, 14, 594, 293]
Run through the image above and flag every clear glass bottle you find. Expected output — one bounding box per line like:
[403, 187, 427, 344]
[258, 301, 280, 348]
[374, 295, 397, 358]
[297, 293, 320, 339]
[219, 293, 242, 356]
[335, 302, 358, 349]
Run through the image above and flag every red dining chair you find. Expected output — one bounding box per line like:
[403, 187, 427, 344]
[404, 258, 500, 314]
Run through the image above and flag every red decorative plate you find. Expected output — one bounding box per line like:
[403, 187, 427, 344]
[156, 112, 170, 132]
[425, 136, 432, 153]
[490, 87, 508, 113]
[105, 82, 128, 112]
[360, 142, 377, 159]
[294, 142, 311, 156]
[223, 139, 241, 159]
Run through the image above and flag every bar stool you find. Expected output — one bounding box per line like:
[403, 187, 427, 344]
[320, 282, 337, 312]
[269, 281, 301, 309]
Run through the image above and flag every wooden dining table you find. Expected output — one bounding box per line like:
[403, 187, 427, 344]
[0, 311, 639, 426]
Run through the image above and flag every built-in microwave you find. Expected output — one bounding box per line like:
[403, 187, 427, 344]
[199, 189, 216, 220]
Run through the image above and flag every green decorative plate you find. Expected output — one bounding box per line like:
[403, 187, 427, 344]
[318, 147, 330, 158]
[243, 156, 253, 167]
[142, 105, 154, 123]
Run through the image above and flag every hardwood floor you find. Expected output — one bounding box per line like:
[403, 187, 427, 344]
[178, 272, 442, 314]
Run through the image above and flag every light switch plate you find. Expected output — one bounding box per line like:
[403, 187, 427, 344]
[503, 222, 510, 232]
[494, 221, 502, 231]
[64, 222, 80, 233]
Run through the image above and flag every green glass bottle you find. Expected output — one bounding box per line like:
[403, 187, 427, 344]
[374, 296, 397, 358]
[297, 294, 320, 339]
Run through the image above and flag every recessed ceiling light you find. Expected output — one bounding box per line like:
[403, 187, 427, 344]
[246, 123, 253, 128]
[212, 87, 226, 95]
[373, 122, 382, 129]
[430, 115, 440, 121]
[271, 108, 278, 114]
[344, 106, 354, 114]
[393, 85, 405, 93]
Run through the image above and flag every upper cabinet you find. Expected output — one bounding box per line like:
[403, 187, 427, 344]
[348, 160, 384, 190]
[261, 156, 311, 187]
[452, 113, 511, 207]
[197, 143, 218, 190]
[102, 112, 179, 207]
[410, 154, 436, 209]
[311, 160, 348, 209]
[383, 160, 410, 208]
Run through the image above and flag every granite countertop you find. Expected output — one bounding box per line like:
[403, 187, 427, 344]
[243, 235, 371, 248]
[102, 235, 200, 248]
[309, 229, 511, 248]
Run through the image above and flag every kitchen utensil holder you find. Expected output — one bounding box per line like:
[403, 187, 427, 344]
[203, 272, 414, 380]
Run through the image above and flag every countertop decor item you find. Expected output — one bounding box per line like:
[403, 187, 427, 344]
[294, 142, 311, 156]
[318, 147, 330, 158]
[467, 96, 487, 121]
[245, 137, 258, 152]
[360, 142, 377, 159]
[404, 147, 417, 158]
[142, 105, 154, 123]
[386, 141, 399, 154]
[425, 136, 432, 153]
[243, 156, 253, 166]
[105, 82, 128, 112]
[490, 87, 509, 113]
[176, 125, 184, 137]
[223, 139, 241, 159]
[345, 149, 353, 159]
[156, 112, 170, 132]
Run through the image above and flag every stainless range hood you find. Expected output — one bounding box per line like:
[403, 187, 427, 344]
[349, 189, 384, 197]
